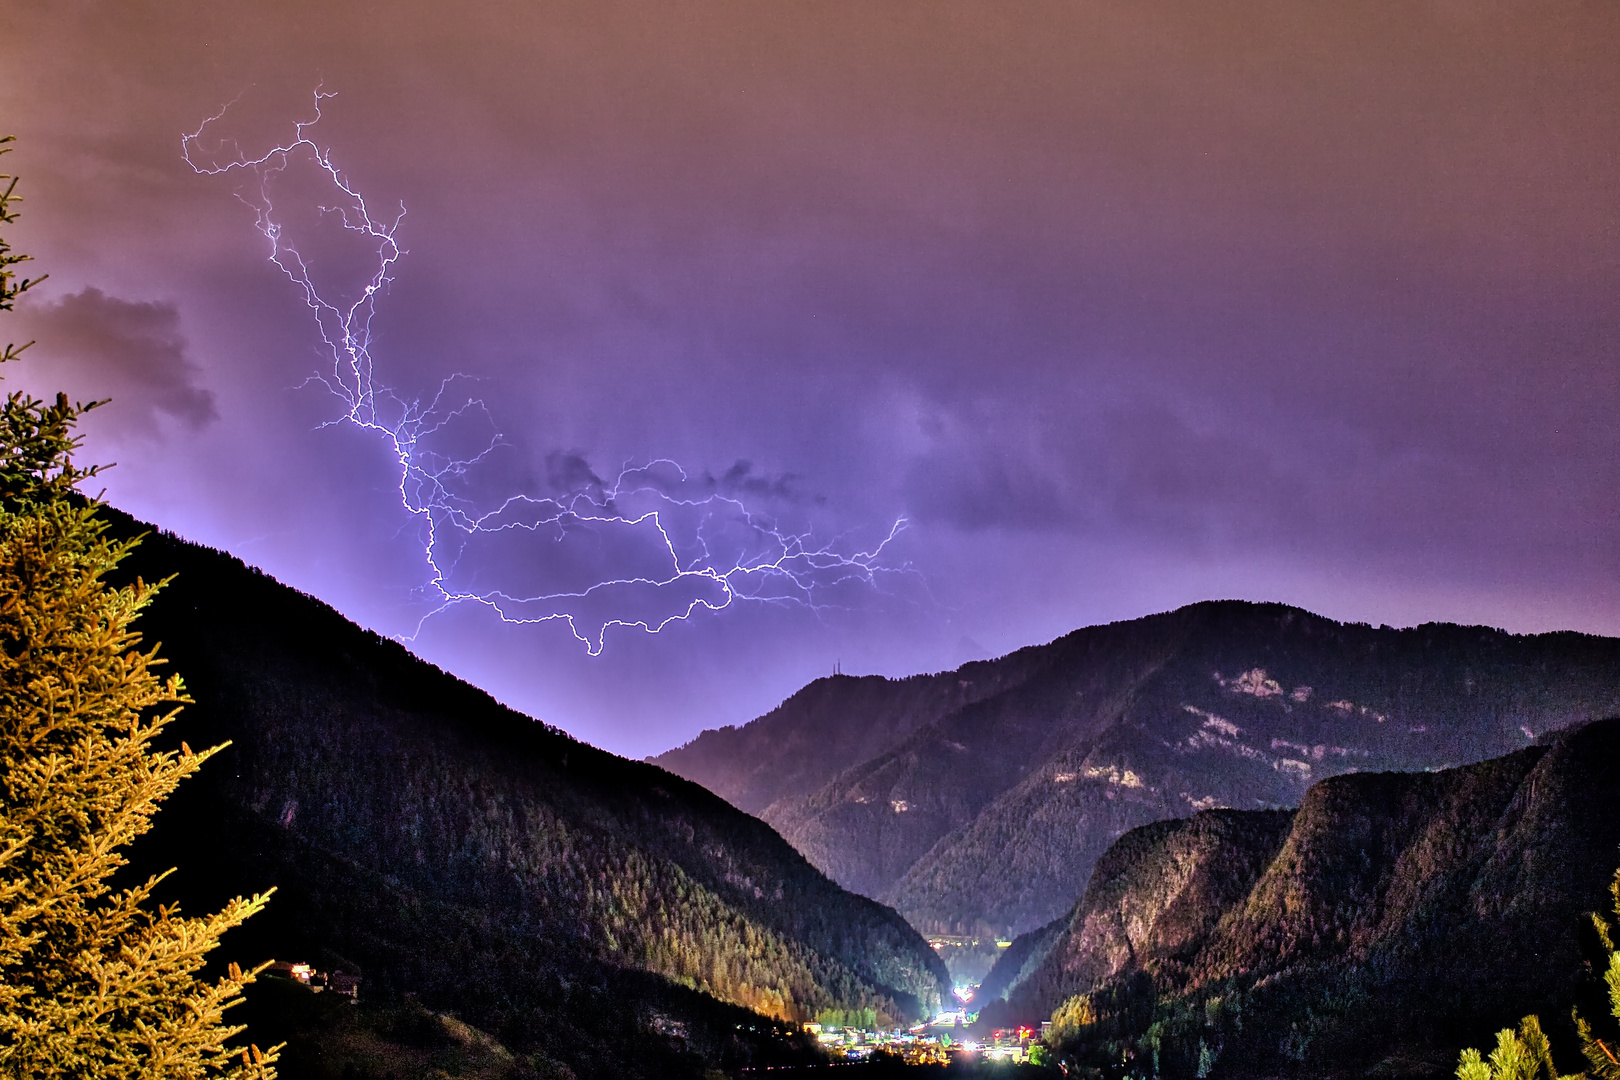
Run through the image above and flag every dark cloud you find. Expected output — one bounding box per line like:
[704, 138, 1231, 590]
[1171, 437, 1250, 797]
[545, 450, 604, 496]
[903, 444, 1069, 532]
[898, 394, 1302, 540]
[714, 461, 803, 503]
[9, 288, 215, 439]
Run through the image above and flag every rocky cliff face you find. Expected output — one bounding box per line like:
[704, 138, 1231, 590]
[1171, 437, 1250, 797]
[656, 602, 1620, 936]
[997, 809, 1294, 1014]
[107, 511, 949, 1080]
[980, 718, 1620, 1078]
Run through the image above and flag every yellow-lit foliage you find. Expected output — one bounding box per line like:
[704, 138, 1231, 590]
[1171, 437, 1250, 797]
[1050, 991, 1099, 1041]
[1577, 867, 1620, 1080]
[0, 500, 273, 1077]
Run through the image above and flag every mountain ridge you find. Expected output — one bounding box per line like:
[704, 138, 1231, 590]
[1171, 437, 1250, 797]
[101, 508, 950, 1079]
[655, 601, 1620, 936]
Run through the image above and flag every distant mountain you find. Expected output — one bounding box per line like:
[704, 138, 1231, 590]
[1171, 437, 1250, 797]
[976, 718, 1620, 1079]
[651, 671, 1002, 817]
[655, 602, 1620, 936]
[106, 510, 950, 1080]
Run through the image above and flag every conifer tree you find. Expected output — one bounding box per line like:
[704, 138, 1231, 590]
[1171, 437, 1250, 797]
[0, 137, 278, 1078]
[1576, 867, 1620, 1080]
[1456, 1015, 1581, 1080]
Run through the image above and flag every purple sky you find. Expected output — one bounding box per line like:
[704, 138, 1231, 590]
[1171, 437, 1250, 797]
[4, 1, 1616, 757]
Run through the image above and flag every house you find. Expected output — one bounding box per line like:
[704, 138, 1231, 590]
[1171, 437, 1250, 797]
[266, 960, 313, 984]
[328, 972, 360, 1002]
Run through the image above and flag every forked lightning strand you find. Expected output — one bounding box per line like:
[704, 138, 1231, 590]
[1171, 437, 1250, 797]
[183, 90, 908, 654]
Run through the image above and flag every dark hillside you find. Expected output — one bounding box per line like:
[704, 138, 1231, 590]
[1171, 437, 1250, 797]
[104, 509, 949, 1079]
[986, 719, 1620, 1078]
[653, 671, 996, 815]
[659, 602, 1620, 936]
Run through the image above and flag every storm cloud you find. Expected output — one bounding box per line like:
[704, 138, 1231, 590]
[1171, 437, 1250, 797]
[10, 287, 215, 439]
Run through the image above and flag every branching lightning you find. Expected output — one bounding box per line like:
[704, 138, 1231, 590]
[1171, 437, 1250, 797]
[183, 89, 910, 654]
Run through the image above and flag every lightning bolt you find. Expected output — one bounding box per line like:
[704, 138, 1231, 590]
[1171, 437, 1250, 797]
[182, 89, 911, 655]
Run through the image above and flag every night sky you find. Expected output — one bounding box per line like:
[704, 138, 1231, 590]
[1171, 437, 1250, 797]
[4, 1, 1616, 757]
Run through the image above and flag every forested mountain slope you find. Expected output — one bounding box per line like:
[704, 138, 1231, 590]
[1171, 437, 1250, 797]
[106, 510, 949, 1080]
[980, 810, 1296, 1019]
[979, 719, 1620, 1079]
[656, 602, 1620, 936]
[652, 670, 1002, 815]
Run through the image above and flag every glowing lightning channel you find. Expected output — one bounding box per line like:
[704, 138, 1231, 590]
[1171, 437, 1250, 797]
[182, 89, 912, 655]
